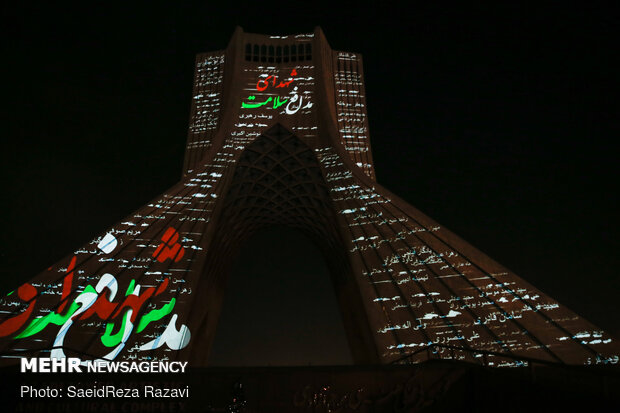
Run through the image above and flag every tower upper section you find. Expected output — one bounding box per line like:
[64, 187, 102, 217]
[183, 27, 376, 181]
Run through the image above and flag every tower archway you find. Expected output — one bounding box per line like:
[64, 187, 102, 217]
[208, 225, 354, 366]
[192, 123, 380, 365]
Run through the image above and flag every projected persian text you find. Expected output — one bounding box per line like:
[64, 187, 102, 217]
[1, 29, 617, 368]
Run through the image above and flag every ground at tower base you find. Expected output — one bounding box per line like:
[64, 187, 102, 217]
[2, 361, 618, 412]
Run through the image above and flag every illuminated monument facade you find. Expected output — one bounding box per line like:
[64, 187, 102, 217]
[1, 28, 618, 368]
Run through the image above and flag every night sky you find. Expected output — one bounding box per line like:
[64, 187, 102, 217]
[2, 3, 618, 365]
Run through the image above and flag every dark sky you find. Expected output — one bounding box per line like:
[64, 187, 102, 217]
[2, 3, 618, 365]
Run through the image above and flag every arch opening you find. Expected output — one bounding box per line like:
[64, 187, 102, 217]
[193, 124, 379, 365]
[208, 225, 354, 366]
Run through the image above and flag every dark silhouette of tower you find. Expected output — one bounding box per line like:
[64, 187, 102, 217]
[1, 27, 618, 368]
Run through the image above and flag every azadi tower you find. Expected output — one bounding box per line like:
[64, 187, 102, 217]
[1, 27, 617, 368]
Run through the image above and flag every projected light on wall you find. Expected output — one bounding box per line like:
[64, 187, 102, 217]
[0, 228, 190, 362]
[1, 27, 618, 367]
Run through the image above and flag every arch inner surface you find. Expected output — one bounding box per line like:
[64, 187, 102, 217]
[193, 124, 379, 365]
